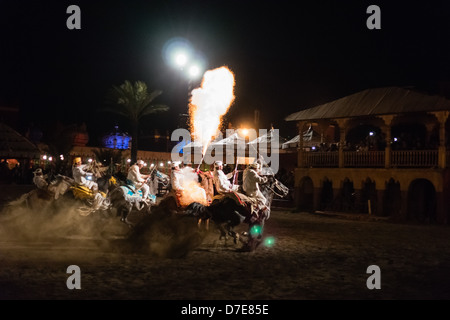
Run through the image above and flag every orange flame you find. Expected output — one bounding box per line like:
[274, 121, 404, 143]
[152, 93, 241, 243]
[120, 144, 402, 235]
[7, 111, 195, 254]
[189, 66, 236, 154]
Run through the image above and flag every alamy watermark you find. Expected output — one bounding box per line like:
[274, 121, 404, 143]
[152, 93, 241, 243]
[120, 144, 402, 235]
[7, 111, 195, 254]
[171, 128, 280, 174]
[66, 265, 81, 290]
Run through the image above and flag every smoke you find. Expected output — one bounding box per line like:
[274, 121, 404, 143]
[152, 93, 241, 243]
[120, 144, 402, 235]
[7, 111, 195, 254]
[0, 194, 112, 243]
[177, 167, 208, 207]
[189, 66, 235, 154]
[0, 189, 206, 259]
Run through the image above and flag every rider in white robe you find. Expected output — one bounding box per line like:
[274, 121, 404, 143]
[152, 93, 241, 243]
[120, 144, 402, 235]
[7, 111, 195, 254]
[127, 160, 150, 200]
[32, 168, 48, 190]
[72, 157, 98, 192]
[212, 161, 238, 194]
[243, 162, 268, 214]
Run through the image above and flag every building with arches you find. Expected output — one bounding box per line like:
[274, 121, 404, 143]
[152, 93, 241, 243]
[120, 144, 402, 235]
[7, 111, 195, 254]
[285, 86, 450, 224]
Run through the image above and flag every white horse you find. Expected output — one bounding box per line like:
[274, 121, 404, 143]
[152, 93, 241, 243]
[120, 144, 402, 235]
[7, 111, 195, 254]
[7, 175, 74, 211]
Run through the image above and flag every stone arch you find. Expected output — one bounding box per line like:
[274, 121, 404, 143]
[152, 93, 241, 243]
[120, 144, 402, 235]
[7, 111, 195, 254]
[297, 176, 314, 212]
[383, 178, 401, 217]
[319, 177, 333, 210]
[407, 179, 437, 223]
[360, 177, 377, 214]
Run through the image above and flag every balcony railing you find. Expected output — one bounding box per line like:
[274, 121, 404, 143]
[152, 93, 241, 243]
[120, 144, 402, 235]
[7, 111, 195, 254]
[391, 150, 438, 167]
[345, 151, 385, 167]
[304, 151, 339, 167]
[302, 150, 440, 168]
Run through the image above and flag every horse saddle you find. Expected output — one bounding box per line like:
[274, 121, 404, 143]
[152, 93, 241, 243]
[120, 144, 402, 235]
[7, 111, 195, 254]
[213, 191, 257, 209]
[119, 185, 157, 204]
[71, 185, 106, 200]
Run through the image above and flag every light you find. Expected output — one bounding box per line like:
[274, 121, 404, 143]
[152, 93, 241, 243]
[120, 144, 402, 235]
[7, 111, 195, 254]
[150, 163, 155, 168]
[127, 159, 131, 163]
[167, 161, 171, 165]
[369, 131, 375, 136]
[48, 156, 53, 162]
[241, 128, 249, 137]
[188, 65, 201, 78]
[144, 162, 147, 167]
[311, 146, 316, 150]
[60, 154, 64, 160]
[160, 162, 164, 167]
[88, 158, 93, 163]
[163, 37, 194, 69]
[249, 225, 263, 237]
[394, 137, 398, 142]
[175, 52, 188, 67]
[263, 236, 276, 248]
[42, 155, 47, 160]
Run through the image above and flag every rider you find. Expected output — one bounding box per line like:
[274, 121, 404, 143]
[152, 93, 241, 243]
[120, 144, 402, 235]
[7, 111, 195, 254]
[242, 161, 269, 217]
[72, 157, 98, 193]
[170, 161, 184, 192]
[212, 161, 238, 194]
[32, 168, 48, 190]
[127, 160, 151, 201]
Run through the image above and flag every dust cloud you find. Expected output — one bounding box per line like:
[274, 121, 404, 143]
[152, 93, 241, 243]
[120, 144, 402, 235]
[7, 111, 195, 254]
[0, 190, 205, 259]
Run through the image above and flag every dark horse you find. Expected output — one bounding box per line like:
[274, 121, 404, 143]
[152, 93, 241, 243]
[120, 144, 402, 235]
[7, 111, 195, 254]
[185, 174, 290, 251]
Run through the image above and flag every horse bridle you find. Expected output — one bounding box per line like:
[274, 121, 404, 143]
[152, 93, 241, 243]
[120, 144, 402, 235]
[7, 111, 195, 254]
[266, 178, 289, 198]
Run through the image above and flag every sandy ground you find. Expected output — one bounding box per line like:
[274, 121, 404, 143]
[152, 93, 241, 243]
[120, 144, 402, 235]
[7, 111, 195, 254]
[1, 184, 450, 304]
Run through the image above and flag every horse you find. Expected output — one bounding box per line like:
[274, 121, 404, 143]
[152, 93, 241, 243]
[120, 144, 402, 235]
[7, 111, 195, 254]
[116, 192, 206, 258]
[185, 174, 290, 251]
[6, 174, 75, 213]
[107, 170, 164, 226]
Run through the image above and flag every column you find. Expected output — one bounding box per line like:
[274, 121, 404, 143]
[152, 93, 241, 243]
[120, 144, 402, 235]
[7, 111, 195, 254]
[380, 115, 395, 169]
[335, 119, 348, 168]
[297, 121, 306, 168]
[432, 111, 449, 169]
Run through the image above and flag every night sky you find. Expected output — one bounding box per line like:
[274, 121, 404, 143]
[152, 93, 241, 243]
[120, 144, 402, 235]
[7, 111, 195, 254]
[1, 0, 450, 145]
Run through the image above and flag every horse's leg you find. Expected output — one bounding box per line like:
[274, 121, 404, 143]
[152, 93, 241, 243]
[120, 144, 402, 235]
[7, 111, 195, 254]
[226, 225, 240, 244]
[120, 204, 133, 226]
[217, 223, 228, 240]
[243, 222, 264, 251]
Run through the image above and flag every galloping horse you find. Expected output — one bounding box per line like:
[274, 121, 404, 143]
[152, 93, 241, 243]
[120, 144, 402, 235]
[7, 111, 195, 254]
[107, 170, 166, 226]
[185, 174, 290, 251]
[7, 174, 75, 212]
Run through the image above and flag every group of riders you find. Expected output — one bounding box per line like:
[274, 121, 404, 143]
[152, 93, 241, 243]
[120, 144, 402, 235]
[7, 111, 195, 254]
[31, 156, 272, 221]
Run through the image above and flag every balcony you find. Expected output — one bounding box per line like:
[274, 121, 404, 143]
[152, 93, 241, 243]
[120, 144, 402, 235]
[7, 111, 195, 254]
[302, 150, 442, 168]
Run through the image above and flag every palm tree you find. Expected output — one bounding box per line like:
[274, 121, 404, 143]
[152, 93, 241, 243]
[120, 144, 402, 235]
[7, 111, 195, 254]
[103, 80, 169, 163]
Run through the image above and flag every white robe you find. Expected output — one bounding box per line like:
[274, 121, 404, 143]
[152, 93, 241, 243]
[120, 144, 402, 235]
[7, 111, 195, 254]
[213, 169, 237, 194]
[72, 164, 97, 190]
[127, 164, 149, 198]
[171, 170, 184, 191]
[243, 167, 268, 209]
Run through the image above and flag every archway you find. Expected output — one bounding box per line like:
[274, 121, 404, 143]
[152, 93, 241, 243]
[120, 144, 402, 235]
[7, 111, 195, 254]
[298, 176, 314, 212]
[319, 178, 333, 210]
[341, 178, 355, 212]
[360, 178, 377, 214]
[383, 178, 401, 217]
[407, 179, 437, 223]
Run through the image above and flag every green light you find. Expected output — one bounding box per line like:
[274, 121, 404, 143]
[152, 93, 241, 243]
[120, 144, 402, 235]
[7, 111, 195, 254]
[250, 225, 262, 236]
[263, 236, 275, 247]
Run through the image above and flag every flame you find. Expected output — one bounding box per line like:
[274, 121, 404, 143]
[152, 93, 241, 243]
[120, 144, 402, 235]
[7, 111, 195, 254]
[189, 66, 235, 154]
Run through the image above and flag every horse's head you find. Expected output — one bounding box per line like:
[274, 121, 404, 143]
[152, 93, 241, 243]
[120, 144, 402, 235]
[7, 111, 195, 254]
[155, 170, 170, 185]
[262, 175, 290, 199]
[49, 175, 74, 199]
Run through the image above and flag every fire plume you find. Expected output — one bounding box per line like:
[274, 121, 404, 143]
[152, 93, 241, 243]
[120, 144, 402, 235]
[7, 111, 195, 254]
[189, 66, 235, 154]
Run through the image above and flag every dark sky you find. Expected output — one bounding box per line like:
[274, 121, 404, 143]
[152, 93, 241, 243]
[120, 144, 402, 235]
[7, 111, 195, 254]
[1, 0, 450, 144]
